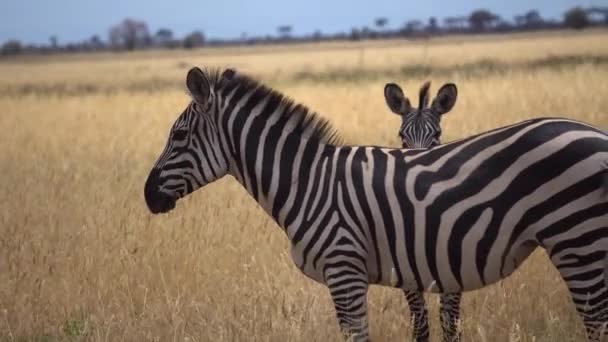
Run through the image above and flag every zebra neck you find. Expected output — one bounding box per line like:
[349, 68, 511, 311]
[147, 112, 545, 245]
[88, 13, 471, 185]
[226, 124, 333, 235]
[217, 84, 341, 235]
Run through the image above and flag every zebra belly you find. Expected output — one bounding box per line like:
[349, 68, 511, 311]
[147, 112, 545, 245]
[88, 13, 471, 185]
[438, 240, 538, 293]
[387, 238, 539, 294]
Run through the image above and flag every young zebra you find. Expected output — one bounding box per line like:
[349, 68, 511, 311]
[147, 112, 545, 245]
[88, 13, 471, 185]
[145, 67, 608, 342]
[384, 81, 456, 149]
[384, 81, 462, 341]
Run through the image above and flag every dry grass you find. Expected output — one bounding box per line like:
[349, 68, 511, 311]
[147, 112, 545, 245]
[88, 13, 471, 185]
[1, 29, 608, 94]
[1, 30, 607, 342]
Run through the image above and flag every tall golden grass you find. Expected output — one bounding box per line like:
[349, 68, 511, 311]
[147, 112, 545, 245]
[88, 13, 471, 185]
[1, 30, 607, 341]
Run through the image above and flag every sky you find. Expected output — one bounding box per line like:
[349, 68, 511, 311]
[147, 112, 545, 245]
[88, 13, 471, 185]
[0, 0, 604, 45]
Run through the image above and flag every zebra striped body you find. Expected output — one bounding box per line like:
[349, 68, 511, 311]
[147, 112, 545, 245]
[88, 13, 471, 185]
[286, 121, 606, 292]
[145, 68, 608, 341]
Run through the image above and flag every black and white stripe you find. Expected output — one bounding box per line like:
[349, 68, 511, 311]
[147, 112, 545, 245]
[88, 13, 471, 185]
[145, 67, 608, 342]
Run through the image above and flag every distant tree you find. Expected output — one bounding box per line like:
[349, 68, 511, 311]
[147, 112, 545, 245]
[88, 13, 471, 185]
[469, 9, 499, 32]
[183, 31, 205, 49]
[109, 18, 150, 50]
[427, 17, 439, 33]
[49, 35, 58, 49]
[350, 27, 362, 41]
[404, 20, 424, 33]
[515, 10, 543, 29]
[155, 28, 174, 47]
[495, 20, 514, 32]
[1, 40, 23, 56]
[444, 16, 469, 32]
[277, 25, 292, 39]
[443, 17, 459, 31]
[312, 30, 323, 41]
[64, 43, 77, 52]
[375, 17, 388, 31]
[90, 35, 104, 50]
[525, 10, 543, 27]
[361, 26, 372, 39]
[564, 7, 590, 29]
[109, 26, 120, 48]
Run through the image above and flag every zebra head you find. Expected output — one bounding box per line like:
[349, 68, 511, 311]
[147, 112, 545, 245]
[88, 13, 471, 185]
[384, 81, 457, 148]
[144, 67, 233, 214]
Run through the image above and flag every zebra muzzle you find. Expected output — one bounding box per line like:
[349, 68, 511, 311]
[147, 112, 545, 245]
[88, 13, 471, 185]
[144, 169, 177, 214]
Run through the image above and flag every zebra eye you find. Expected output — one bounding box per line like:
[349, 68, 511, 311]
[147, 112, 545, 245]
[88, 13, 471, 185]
[172, 129, 188, 141]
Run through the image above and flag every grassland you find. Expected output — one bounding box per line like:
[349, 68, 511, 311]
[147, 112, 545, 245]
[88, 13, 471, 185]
[1, 30, 607, 342]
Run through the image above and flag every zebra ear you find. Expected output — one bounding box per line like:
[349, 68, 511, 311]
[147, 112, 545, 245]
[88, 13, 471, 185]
[186, 67, 211, 104]
[222, 68, 236, 80]
[384, 83, 411, 115]
[431, 83, 457, 116]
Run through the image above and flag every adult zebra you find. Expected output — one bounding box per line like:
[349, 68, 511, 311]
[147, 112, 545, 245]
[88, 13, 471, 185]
[144, 67, 608, 341]
[384, 81, 462, 342]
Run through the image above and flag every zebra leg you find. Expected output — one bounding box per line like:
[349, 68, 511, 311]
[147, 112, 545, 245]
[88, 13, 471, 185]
[326, 267, 370, 342]
[403, 290, 430, 342]
[439, 293, 462, 342]
[554, 251, 608, 341]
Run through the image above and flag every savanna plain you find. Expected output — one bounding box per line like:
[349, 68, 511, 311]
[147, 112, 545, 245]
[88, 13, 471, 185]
[1, 30, 608, 342]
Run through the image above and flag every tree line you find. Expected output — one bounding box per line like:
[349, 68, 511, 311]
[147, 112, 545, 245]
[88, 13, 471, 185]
[2, 6, 607, 56]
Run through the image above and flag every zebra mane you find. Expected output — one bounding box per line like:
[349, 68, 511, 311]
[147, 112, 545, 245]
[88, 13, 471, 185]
[216, 69, 342, 146]
[418, 81, 431, 109]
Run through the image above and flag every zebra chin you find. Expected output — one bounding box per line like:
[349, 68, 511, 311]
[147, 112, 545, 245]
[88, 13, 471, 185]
[145, 191, 176, 214]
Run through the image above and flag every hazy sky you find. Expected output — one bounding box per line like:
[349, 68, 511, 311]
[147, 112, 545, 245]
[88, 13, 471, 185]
[0, 0, 602, 44]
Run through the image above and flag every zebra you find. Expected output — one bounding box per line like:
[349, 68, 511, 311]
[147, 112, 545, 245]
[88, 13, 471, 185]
[384, 81, 456, 149]
[144, 67, 608, 342]
[384, 81, 462, 341]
